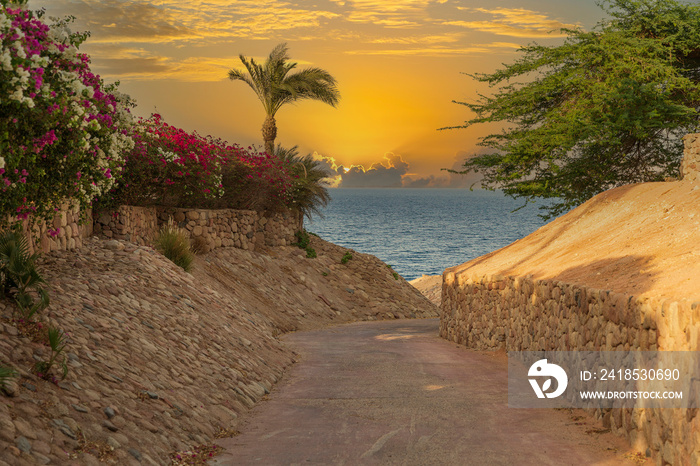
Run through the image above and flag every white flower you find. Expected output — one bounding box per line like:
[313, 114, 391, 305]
[70, 79, 85, 95]
[13, 41, 26, 59]
[0, 156, 5, 170]
[9, 88, 23, 101]
[157, 147, 177, 163]
[0, 49, 12, 71]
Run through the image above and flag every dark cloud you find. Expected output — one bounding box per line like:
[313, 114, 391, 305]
[41, 0, 193, 43]
[313, 151, 485, 188]
[337, 152, 409, 187]
[401, 151, 483, 188]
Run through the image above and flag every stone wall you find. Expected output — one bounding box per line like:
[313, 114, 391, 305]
[2, 203, 92, 254]
[93, 205, 158, 246]
[94, 206, 300, 253]
[681, 133, 700, 183]
[440, 273, 699, 465]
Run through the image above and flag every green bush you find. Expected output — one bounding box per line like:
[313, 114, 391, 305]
[387, 264, 400, 280]
[292, 230, 316, 258]
[341, 251, 353, 264]
[276, 145, 332, 221]
[0, 365, 17, 392]
[154, 220, 194, 272]
[293, 230, 311, 249]
[33, 325, 68, 381]
[0, 225, 50, 319]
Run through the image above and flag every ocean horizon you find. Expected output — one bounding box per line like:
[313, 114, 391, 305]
[308, 188, 552, 282]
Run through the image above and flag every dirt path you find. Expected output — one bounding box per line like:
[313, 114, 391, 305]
[212, 319, 644, 465]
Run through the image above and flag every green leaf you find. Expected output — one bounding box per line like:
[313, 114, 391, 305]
[444, 0, 700, 218]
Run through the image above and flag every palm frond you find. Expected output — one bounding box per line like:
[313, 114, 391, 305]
[228, 42, 340, 121]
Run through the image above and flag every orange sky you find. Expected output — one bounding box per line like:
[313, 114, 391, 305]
[30, 0, 603, 187]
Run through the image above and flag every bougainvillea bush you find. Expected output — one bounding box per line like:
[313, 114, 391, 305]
[108, 113, 294, 212]
[0, 0, 134, 229]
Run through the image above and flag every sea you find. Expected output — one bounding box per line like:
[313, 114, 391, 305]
[307, 188, 552, 282]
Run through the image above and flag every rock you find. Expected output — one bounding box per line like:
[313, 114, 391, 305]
[104, 240, 125, 251]
[71, 404, 88, 413]
[0, 414, 15, 443]
[13, 419, 37, 440]
[103, 420, 118, 432]
[16, 437, 31, 453]
[104, 406, 116, 419]
[146, 391, 159, 399]
[31, 452, 51, 464]
[1, 380, 18, 397]
[106, 436, 121, 450]
[21, 382, 36, 392]
[57, 425, 77, 440]
[128, 448, 142, 461]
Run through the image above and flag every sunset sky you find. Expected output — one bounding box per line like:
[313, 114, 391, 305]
[30, 0, 605, 187]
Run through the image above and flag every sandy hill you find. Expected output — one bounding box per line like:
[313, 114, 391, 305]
[0, 235, 437, 465]
[447, 180, 700, 302]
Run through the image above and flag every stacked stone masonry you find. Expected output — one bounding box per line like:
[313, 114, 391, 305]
[2, 203, 92, 254]
[440, 272, 700, 466]
[92, 205, 158, 246]
[682, 133, 700, 183]
[95, 206, 300, 253]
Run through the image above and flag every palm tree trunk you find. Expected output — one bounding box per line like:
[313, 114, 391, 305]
[262, 115, 277, 155]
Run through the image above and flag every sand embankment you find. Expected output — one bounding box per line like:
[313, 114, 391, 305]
[409, 275, 442, 307]
[447, 180, 700, 302]
[0, 235, 437, 465]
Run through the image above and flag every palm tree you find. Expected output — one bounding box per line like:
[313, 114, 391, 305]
[228, 43, 340, 155]
[274, 144, 332, 221]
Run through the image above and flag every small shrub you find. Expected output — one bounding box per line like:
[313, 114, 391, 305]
[292, 230, 316, 259]
[293, 230, 311, 249]
[155, 219, 194, 272]
[34, 326, 68, 381]
[393, 272, 400, 280]
[341, 251, 353, 264]
[0, 365, 17, 392]
[190, 236, 208, 255]
[0, 225, 50, 319]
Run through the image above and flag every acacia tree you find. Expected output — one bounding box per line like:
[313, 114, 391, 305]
[228, 43, 340, 155]
[446, 0, 700, 218]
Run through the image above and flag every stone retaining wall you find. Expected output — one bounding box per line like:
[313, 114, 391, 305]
[2, 203, 92, 254]
[682, 133, 700, 183]
[93, 205, 158, 246]
[94, 206, 300, 253]
[440, 272, 699, 465]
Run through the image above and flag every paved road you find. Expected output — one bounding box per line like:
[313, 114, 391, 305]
[213, 319, 639, 465]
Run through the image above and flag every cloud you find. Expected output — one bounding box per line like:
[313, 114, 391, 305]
[367, 32, 463, 45]
[401, 152, 480, 188]
[339, 153, 409, 187]
[442, 8, 580, 38]
[313, 151, 482, 188]
[345, 41, 519, 57]
[36, 0, 341, 44]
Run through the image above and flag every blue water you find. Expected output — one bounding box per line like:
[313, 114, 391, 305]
[307, 188, 551, 281]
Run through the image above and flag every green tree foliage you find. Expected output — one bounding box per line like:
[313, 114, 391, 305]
[446, 0, 700, 218]
[228, 43, 340, 155]
[274, 144, 331, 221]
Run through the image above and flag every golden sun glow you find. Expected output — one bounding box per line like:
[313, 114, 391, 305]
[30, 0, 601, 186]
